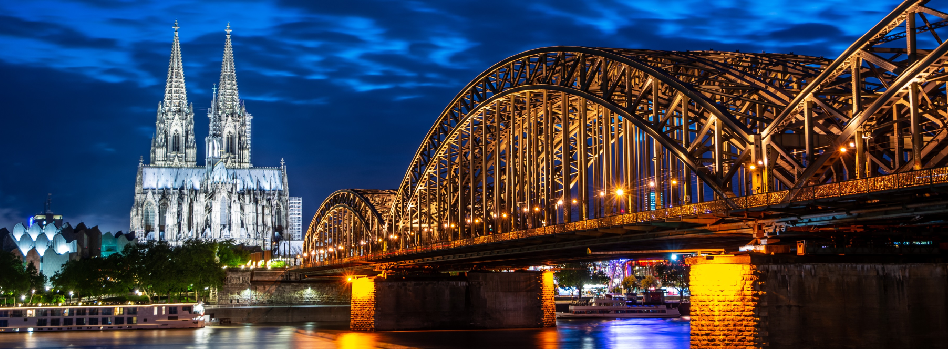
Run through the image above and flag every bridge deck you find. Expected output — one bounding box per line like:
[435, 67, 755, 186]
[297, 167, 948, 274]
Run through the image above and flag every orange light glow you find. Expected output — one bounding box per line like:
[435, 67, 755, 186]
[616, 189, 624, 196]
[839, 147, 848, 152]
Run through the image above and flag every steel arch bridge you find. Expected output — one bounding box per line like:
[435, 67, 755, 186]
[304, 0, 948, 268]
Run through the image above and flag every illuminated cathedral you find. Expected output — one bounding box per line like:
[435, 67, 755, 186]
[130, 23, 291, 248]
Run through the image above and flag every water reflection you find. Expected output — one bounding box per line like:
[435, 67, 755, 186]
[2, 318, 688, 349]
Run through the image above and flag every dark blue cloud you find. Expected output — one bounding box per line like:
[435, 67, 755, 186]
[0, 0, 917, 233]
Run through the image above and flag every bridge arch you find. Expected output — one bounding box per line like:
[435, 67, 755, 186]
[386, 47, 827, 248]
[303, 189, 394, 257]
[302, 0, 948, 262]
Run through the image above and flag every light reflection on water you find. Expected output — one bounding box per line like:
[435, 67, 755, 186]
[1, 318, 689, 349]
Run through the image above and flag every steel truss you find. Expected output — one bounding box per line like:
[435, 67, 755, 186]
[304, 0, 948, 264]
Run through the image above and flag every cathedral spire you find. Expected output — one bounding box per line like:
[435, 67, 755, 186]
[164, 20, 188, 112]
[150, 20, 197, 168]
[217, 23, 239, 115]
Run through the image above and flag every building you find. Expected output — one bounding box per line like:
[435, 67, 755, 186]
[130, 23, 290, 249]
[288, 197, 302, 241]
[31, 194, 63, 229]
[1, 202, 133, 286]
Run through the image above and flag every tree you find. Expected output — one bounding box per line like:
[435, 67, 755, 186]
[0, 252, 32, 304]
[620, 275, 637, 294]
[217, 240, 251, 267]
[639, 275, 658, 291]
[654, 262, 690, 299]
[51, 255, 127, 300]
[555, 262, 610, 297]
[177, 239, 226, 302]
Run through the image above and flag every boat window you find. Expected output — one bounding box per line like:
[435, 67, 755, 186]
[169, 306, 178, 315]
[115, 317, 125, 325]
[51, 319, 60, 326]
[128, 317, 137, 324]
[89, 318, 98, 325]
[63, 309, 70, 316]
[102, 308, 113, 315]
[168, 316, 178, 320]
[0, 311, 8, 317]
[76, 318, 85, 326]
[89, 308, 99, 316]
[63, 318, 73, 326]
[125, 307, 138, 315]
[75, 309, 86, 316]
[102, 317, 112, 325]
[26, 310, 34, 317]
[36, 318, 47, 326]
[50, 309, 62, 317]
[182, 306, 192, 313]
[38, 309, 50, 317]
[115, 307, 124, 315]
[0, 320, 7, 327]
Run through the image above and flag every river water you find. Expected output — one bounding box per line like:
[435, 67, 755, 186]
[0, 318, 690, 348]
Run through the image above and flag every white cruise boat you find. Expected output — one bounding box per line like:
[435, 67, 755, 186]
[557, 297, 680, 319]
[0, 303, 205, 333]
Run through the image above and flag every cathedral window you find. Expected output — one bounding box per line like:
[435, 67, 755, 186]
[172, 132, 181, 152]
[143, 204, 156, 232]
[274, 206, 284, 231]
[226, 134, 236, 155]
[159, 203, 168, 232]
[220, 201, 230, 225]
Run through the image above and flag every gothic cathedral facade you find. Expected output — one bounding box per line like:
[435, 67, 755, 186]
[130, 23, 290, 249]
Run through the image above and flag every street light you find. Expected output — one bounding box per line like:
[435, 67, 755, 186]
[616, 189, 624, 196]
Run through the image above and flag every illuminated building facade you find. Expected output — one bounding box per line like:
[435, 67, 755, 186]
[130, 23, 290, 249]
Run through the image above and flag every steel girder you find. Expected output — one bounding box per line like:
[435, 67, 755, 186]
[303, 189, 394, 256]
[303, 0, 948, 261]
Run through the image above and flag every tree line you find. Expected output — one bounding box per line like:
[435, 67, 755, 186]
[0, 239, 251, 304]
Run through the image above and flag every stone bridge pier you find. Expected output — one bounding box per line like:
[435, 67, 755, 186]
[349, 270, 556, 331]
[688, 254, 948, 349]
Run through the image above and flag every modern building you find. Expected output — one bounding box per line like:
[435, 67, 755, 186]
[30, 194, 63, 229]
[1, 204, 133, 286]
[288, 197, 302, 241]
[129, 23, 290, 249]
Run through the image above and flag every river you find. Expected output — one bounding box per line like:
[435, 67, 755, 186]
[0, 318, 690, 348]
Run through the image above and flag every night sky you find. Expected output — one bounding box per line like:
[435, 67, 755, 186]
[0, 0, 910, 233]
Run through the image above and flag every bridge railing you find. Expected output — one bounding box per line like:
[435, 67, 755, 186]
[300, 167, 948, 269]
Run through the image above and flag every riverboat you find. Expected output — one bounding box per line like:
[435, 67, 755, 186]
[557, 297, 681, 319]
[0, 303, 205, 333]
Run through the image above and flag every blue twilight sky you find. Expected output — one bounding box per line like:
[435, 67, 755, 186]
[0, 0, 919, 233]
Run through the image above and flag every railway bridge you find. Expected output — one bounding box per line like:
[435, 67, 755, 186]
[297, 1, 948, 346]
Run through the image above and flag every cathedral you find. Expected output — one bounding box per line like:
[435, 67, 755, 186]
[130, 23, 291, 249]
